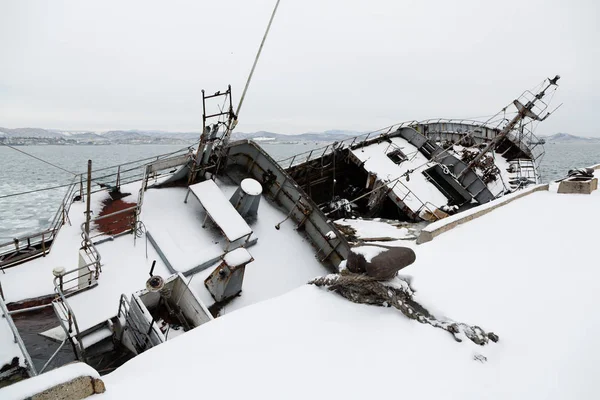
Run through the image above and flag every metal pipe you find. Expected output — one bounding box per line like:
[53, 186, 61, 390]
[39, 339, 68, 374]
[8, 303, 52, 315]
[0, 296, 37, 375]
[85, 160, 92, 237]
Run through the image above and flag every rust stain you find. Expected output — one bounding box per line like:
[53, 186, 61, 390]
[95, 195, 137, 236]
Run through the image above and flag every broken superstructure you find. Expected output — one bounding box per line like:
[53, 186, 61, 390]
[281, 76, 560, 222]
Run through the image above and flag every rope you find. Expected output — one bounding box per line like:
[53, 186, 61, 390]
[0, 145, 195, 200]
[0, 180, 77, 199]
[309, 273, 499, 346]
[88, 143, 196, 174]
[0, 141, 77, 176]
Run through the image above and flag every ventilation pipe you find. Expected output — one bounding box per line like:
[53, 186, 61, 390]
[230, 178, 262, 218]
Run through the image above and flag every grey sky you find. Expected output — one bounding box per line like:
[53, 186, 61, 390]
[0, 0, 598, 135]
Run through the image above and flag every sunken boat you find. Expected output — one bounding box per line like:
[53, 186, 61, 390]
[281, 76, 559, 223]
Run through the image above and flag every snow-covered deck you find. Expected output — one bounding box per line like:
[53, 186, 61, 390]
[0, 176, 329, 343]
[93, 170, 600, 399]
[350, 137, 448, 212]
[0, 190, 109, 303]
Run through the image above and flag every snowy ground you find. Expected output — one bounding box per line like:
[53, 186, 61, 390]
[4, 168, 600, 399]
[91, 170, 600, 399]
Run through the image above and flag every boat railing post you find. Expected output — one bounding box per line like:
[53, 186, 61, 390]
[362, 133, 371, 145]
[288, 155, 296, 168]
[85, 160, 92, 238]
[305, 150, 313, 163]
[79, 174, 83, 201]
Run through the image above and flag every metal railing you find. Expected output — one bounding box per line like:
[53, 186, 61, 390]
[388, 179, 442, 221]
[0, 294, 37, 376]
[51, 279, 85, 360]
[0, 175, 81, 270]
[0, 147, 193, 270]
[117, 294, 161, 353]
[415, 117, 504, 132]
[277, 118, 545, 171]
[277, 121, 419, 168]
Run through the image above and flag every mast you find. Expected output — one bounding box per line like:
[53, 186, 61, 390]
[458, 75, 560, 178]
[189, 0, 281, 184]
[223, 0, 281, 145]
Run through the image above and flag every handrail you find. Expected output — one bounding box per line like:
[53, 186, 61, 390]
[0, 293, 38, 376]
[117, 293, 130, 318]
[0, 176, 81, 269]
[0, 147, 192, 266]
[52, 277, 83, 358]
[414, 118, 503, 131]
[390, 179, 441, 220]
[117, 293, 159, 352]
[277, 120, 419, 167]
[277, 118, 544, 172]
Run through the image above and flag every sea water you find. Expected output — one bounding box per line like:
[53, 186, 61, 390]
[0, 141, 598, 242]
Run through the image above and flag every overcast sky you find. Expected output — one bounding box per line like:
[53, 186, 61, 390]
[0, 0, 598, 135]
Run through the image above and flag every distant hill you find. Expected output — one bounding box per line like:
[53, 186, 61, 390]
[0, 126, 360, 145]
[0, 127, 64, 138]
[541, 133, 600, 143]
[231, 130, 360, 142]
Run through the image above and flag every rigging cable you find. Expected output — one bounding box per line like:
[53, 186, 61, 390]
[0, 144, 197, 200]
[0, 181, 78, 200]
[0, 141, 77, 176]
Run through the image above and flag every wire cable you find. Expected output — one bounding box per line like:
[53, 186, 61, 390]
[0, 181, 77, 199]
[0, 141, 77, 176]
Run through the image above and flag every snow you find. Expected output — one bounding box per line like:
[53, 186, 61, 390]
[79, 327, 113, 348]
[223, 248, 253, 267]
[2, 174, 328, 343]
[62, 233, 171, 334]
[422, 183, 548, 237]
[1, 362, 98, 400]
[0, 302, 22, 369]
[335, 218, 413, 240]
[39, 326, 66, 342]
[92, 173, 600, 399]
[0, 186, 111, 303]
[490, 151, 512, 195]
[186, 183, 328, 314]
[350, 137, 449, 212]
[325, 230, 337, 240]
[142, 187, 226, 273]
[240, 178, 262, 196]
[350, 245, 388, 262]
[188, 180, 252, 242]
[10, 164, 600, 398]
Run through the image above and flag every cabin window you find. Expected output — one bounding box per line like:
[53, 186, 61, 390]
[387, 149, 407, 164]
